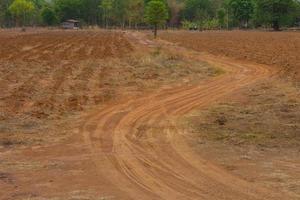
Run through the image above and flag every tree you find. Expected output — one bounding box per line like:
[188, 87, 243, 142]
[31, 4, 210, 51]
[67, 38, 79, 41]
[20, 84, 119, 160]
[217, 8, 226, 28]
[0, 0, 13, 27]
[127, 0, 144, 28]
[31, 0, 45, 9]
[112, 0, 132, 28]
[100, 0, 113, 28]
[9, 0, 35, 27]
[229, 0, 254, 28]
[41, 6, 57, 26]
[167, 0, 184, 27]
[145, 0, 168, 38]
[83, 0, 101, 25]
[183, 0, 213, 22]
[54, 0, 84, 22]
[255, 0, 298, 31]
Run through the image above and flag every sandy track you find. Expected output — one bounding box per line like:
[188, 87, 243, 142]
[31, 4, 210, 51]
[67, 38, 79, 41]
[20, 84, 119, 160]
[1, 31, 294, 199]
[79, 51, 289, 199]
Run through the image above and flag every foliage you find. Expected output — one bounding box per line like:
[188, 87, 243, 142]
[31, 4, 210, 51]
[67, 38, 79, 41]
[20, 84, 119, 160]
[202, 18, 219, 30]
[145, 0, 168, 37]
[217, 7, 226, 28]
[183, 0, 213, 22]
[100, 0, 113, 27]
[41, 6, 57, 26]
[181, 20, 198, 30]
[127, 0, 144, 27]
[54, 0, 84, 21]
[254, 0, 299, 30]
[0, 0, 299, 29]
[228, 0, 254, 28]
[0, 0, 13, 27]
[9, 0, 35, 26]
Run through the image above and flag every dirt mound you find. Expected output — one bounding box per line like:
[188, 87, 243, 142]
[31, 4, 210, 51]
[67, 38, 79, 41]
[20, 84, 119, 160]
[160, 31, 300, 81]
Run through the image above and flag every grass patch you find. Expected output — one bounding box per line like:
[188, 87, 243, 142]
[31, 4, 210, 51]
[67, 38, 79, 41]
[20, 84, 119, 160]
[181, 80, 300, 148]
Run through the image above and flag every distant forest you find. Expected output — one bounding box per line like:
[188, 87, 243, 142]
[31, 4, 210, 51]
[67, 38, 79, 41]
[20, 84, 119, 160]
[1, 0, 300, 30]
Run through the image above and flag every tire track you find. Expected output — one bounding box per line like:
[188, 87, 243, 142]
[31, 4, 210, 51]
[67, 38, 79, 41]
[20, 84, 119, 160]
[79, 50, 292, 199]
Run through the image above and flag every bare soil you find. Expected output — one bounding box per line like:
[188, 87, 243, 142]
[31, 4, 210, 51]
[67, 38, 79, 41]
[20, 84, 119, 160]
[162, 30, 300, 199]
[180, 79, 300, 198]
[0, 29, 299, 200]
[0, 30, 219, 148]
[160, 30, 300, 82]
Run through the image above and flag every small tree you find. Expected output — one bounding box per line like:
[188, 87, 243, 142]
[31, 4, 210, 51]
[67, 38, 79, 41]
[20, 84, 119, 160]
[127, 0, 144, 29]
[145, 0, 168, 38]
[9, 0, 35, 27]
[100, 0, 113, 28]
[229, 0, 254, 28]
[55, 0, 84, 22]
[217, 8, 226, 28]
[255, 0, 298, 31]
[41, 6, 57, 26]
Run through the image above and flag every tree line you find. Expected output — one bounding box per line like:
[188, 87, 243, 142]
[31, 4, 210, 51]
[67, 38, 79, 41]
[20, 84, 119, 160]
[0, 0, 299, 31]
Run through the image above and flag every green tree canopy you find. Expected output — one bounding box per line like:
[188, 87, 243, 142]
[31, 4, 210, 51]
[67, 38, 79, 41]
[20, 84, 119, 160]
[41, 6, 57, 26]
[9, 0, 35, 26]
[145, 0, 168, 38]
[229, 0, 254, 28]
[54, 0, 84, 21]
[100, 0, 113, 27]
[183, 0, 213, 22]
[127, 0, 144, 28]
[217, 7, 226, 28]
[1, 0, 299, 30]
[0, 0, 13, 27]
[255, 0, 298, 30]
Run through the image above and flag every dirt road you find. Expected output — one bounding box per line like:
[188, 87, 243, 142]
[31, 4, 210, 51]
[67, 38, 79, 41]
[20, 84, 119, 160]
[1, 31, 295, 200]
[80, 52, 286, 199]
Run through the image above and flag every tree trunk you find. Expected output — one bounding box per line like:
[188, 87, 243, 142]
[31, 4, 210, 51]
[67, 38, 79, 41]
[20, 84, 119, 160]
[129, 19, 132, 29]
[154, 24, 157, 39]
[226, 9, 229, 30]
[23, 11, 25, 27]
[272, 20, 280, 31]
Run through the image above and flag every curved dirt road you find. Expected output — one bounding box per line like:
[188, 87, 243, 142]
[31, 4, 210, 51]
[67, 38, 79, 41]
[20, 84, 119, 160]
[79, 50, 290, 199]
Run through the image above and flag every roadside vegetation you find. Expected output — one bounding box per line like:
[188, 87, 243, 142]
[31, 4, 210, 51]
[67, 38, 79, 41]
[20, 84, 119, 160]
[0, 0, 299, 31]
[181, 80, 300, 148]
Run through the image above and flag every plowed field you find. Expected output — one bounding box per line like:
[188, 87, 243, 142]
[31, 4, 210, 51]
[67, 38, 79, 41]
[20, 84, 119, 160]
[0, 30, 133, 61]
[0, 30, 299, 200]
[0, 30, 218, 146]
[0, 30, 135, 146]
[160, 31, 300, 81]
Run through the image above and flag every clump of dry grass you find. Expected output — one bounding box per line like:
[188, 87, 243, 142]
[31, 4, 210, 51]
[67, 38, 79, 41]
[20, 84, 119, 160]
[181, 80, 300, 148]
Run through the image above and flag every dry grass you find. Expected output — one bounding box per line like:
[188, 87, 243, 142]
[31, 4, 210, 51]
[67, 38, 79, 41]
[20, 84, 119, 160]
[181, 80, 300, 148]
[178, 80, 300, 198]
